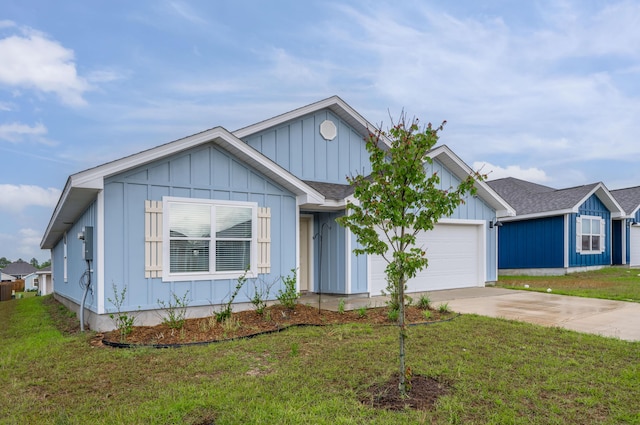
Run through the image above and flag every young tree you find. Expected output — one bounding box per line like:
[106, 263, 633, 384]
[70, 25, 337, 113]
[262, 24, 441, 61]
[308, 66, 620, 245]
[337, 115, 483, 396]
[30, 257, 39, 268]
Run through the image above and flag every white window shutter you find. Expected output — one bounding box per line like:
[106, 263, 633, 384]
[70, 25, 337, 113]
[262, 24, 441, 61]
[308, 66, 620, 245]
[576, 216, 582, 253]
[257, 207, 271, 274]
[600, 219, 606, 253]
[145, 200, 163, 278]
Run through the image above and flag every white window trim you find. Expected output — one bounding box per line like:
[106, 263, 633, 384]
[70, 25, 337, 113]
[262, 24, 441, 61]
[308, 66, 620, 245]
[577, 215, 605, 255]
[162, 197, 258, 282]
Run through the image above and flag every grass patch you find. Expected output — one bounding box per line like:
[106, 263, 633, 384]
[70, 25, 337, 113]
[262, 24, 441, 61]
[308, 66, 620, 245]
[498, 267, 640, 302]
[0, 296, 639, 424]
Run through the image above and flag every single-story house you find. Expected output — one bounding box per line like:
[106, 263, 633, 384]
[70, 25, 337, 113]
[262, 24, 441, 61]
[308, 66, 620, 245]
[41, 96, 513, 331]
[1, 260, 37, 279]
[1, 272, 17, 282]
[24, 267, 53, 295]
[487, 177, 624, 275]
[610, 186, 640, 267]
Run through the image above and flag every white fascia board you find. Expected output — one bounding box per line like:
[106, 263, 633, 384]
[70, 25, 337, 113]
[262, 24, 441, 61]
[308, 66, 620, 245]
[429, 145, 516, 217]
[574, 184, 624, 218]
[233, 96, 393, 148]
[499, 209, 575, 222]
[43, 127, 326, 247]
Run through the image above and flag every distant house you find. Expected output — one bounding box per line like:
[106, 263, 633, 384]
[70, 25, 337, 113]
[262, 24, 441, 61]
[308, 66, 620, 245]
[41, 96, 513, 331]
[23, 266, 53, 295]
[610, 186, 640, 267]
[487, 177, 624, 275]
[1, 272, 17, 282]
[1, 260, 37, 279]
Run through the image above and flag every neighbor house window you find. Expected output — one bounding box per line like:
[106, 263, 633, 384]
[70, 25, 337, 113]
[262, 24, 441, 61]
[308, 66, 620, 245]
[577, 215, 604, 254]
[163, 197, 257, 281]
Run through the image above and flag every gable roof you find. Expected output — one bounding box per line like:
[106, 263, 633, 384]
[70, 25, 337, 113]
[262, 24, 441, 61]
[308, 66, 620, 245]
[610, 186, 640, 218]
[41, 126, 326, 249]
[234, 95, 380, 142]
[487, 177, 624, 219]
[429, 146, 515, 218]
[2, 260, 37, 277]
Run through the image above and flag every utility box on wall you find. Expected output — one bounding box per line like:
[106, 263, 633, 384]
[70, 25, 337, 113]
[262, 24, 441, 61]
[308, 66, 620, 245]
[78, 226, 94, 261]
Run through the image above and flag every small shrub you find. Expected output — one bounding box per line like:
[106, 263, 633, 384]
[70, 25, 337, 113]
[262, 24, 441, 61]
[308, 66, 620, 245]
[221, 316, 241, 333]
[387, 308, 399, 322]
[215, 271, 247, 322]
[438, 302, 450, 313]
[422, 310, 432, 320]
[417, 294, 431, 310]
[337, 298, 346, 314]
[276, 269, 299, 309]
[248, 276, 275, 315]
[158, 291, 189, 329]
[357, 305, 368, 318]
[107, 283, 136, 341]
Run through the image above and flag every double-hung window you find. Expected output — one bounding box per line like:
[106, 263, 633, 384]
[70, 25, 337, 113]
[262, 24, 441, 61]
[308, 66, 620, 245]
[164, 197, 257, 281]
[577, 215, 605, 254]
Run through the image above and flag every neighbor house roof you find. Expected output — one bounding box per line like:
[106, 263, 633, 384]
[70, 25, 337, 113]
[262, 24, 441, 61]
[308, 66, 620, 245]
[2, 260, 37, 277]
[487, 177, 624, 220]
[610, 186, 640, 218]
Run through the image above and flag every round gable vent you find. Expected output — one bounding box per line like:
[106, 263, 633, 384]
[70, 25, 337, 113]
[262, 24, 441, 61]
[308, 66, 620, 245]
[319, 119, 337, 141]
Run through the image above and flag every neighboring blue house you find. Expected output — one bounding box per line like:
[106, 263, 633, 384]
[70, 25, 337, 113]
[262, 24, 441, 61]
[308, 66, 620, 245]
[41, 96, 513, 331]
[610, 186, 640, 267]
[487, 177, 624, 275]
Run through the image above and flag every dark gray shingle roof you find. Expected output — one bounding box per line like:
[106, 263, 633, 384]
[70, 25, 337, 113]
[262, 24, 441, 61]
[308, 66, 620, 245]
[487, 177, 600, 216]
[610, 186, 640, 215]
[2, 260, 37, 277]
[303, 180, 355, 200]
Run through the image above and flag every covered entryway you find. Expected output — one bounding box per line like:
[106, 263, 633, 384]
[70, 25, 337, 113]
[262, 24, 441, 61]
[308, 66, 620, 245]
[370, 222, 485, 295]
[629, 225, 640, 267]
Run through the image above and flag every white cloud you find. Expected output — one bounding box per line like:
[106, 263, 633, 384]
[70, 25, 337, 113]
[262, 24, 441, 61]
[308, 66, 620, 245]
[474, 161, 550, 183]
[0, 122, 48, 143]
[0, 26, 90, 106]
[16, 228, 44, 257]
[0, 184, 61, 213]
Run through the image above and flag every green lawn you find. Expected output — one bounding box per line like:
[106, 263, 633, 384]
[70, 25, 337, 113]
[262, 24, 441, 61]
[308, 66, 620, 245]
[497, 267, 640, 302]
[1, 296, 639, 424]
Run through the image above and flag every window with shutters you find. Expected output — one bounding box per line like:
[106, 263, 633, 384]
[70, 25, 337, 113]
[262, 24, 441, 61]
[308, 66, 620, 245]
[160, 197, 262, 281]
[576, 215, 605, 254]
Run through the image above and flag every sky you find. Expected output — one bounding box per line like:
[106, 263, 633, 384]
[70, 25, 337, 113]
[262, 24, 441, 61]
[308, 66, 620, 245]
[1, 0, 640, 263]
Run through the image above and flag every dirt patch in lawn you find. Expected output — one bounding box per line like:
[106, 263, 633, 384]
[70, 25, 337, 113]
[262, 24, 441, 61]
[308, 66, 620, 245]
[361, 372, 452, 411]
[101, 303, 457, 347]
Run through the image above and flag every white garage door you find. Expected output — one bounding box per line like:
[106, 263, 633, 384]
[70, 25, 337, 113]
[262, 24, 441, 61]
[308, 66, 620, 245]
[629, 226, 640, 267]
[370, 222, 484, 295]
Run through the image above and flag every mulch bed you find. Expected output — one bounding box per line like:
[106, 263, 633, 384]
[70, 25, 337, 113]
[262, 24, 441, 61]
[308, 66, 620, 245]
[102, 303, 458, 347]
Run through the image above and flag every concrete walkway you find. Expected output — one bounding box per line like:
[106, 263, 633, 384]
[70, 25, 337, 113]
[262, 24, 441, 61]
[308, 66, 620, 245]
[300, 287, 640, 341]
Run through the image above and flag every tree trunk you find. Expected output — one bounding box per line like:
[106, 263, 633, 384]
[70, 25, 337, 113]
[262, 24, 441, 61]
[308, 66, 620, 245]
[398, 274, 407, 397]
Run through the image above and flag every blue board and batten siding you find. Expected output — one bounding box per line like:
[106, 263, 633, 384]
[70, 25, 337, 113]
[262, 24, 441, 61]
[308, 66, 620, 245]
[100, 142, 297, 313]
[499, 194, 612, 270]
[570, 194, 610, 267]
[243, 110, 372, 185]
[52, 201, 97, 307]
[498, 217, 565, 269]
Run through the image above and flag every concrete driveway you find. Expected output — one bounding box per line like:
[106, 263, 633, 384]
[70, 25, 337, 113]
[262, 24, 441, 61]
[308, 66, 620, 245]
[428, 287, 640, 341]
[304, 287, 640, 341]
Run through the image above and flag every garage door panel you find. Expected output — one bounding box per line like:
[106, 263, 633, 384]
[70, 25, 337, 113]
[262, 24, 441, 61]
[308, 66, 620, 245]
[370, 223, 483, 294]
